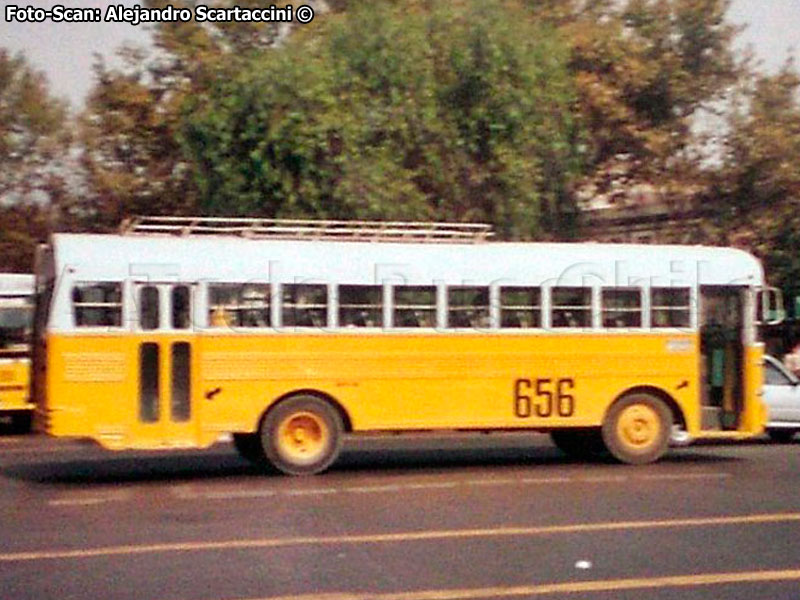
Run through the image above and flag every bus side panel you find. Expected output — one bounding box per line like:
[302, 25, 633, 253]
[43, 334, 217, 449]
[741, 343, 766, 435]
[0, 358, 32, 412]
[44, 332, 711, 448]
[198, 332, 700, 434]
[44, 334, 130, 442]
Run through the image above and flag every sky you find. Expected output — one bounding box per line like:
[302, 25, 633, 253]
[1, 0, 799, 110]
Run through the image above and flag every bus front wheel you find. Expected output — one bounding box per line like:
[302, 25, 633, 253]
[260, 395, 344, 476]
[602, 393, 672, 465]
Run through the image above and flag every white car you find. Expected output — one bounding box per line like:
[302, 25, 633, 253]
[763, 355, 800, 442]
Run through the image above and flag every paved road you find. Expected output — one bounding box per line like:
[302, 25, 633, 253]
[1, 431, 800, 600]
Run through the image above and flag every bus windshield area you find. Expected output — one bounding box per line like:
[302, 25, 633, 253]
[0, 303, 33, 352]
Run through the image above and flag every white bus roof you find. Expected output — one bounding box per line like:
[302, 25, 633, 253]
[0, 273, 34, 297]
[48, 233, 764, 288]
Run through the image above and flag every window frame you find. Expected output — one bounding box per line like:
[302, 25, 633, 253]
[281, 283, 329, 329]
[138, 285, 161, 331]
[338, 284, 384, 328]
[499, 286, 541, 329]
[447, 286, 490, 329]
[207, 283, 271, 330]
[550, 286, 593, 329]
[601, 288, 643, 329]
[393, 285, 437, 329]
[71, 281, 124, 329]
[651, 287, 692, 329]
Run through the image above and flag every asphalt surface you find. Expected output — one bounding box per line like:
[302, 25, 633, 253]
[1, 430, 800, 600]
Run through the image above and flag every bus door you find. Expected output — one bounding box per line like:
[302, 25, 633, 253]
[132, 282, 198, 446]
[700, 286, 745, 431]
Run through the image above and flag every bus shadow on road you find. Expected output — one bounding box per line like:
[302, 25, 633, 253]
[0, 449, 267, 485]
[331, 444, 743, 475]
[0, 436, 745, 485]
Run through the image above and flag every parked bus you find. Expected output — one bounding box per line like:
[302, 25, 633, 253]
[0, 273, 35, 429]
[32, 217, 771, 474]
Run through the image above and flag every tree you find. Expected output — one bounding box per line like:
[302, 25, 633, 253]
[0, 49, 68, 200]
[0, 49, 68, 272]
[523, 0, 743, 210]
[181, 0, 585, 238]
[77, 45, 198, 230]
[0, 203, 51, 272]
[715, 62, 800, 291]
[77, 0, 331, 230]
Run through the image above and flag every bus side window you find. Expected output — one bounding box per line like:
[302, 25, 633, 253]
[551, 287, 591, 328]
[394, 286, 436, 328]
[140, 286, 160, 331]
[339, 285, 383, 327]
[448, 286, 489, 328]
[652, 288, 690, 328]
[172, 286, 191, 330]
[208, 284, 270, 329]
[282, 284, 328, 328]
[72, 282, 122, 327]
[602, 288, 642, 328]
[500, 287, 540, 328]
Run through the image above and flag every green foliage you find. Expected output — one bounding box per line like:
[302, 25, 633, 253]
[715, 63, 800, 291]
[4, 0, 792, 281]
[76, 0, 311, 230]
[0, 49, 68, 272]
[78, 45, 198, 230]
[181, 0, 585, 238]
[544, 0, 741, 174]
[0, 203, 51, 272]
[0, 49, 68, 200]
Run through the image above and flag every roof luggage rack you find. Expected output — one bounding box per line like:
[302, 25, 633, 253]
[120, 216, 494, 243]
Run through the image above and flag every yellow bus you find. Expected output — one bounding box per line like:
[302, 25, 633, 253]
[33, 217, 771, 474]
[0, 273, 35, 430]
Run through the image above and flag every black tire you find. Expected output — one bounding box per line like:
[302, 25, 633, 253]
[232, 433, 265, 464]
[1, 411, 32, 435]
[550, 429, 607, 460]
[13, 412, 32, 434]
[602, 393, 672, 465]
[260, 395, 344, 476]
[767, 429, 796, 443]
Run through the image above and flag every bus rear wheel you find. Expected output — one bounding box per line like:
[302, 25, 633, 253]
[602, 393, 671, 465]
[260, 395, 343, 476]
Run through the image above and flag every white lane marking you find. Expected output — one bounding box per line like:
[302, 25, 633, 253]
[404, 483, 459, 491]
[48, 491, 129, 507]
[515, 477, 572, 484]
[172, 472, 729, 502]
[580, 475, 628, 483]
[467, 478, 521, 486]
[174, 489, 279, 500]
[640, 473, 732, 481]
[348, 485, 405, 494]
[284, 489, 339, 497]
[49, 498, 109, 507]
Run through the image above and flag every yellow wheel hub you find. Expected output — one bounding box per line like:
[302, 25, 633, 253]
[616, 404, 661, 451]
[277, 411, 329, 463]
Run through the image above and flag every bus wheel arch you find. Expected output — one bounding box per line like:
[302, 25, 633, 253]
[602, 387, 677, 465]
[258, 390, 349, 475]
[611, 386, 686, 432]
